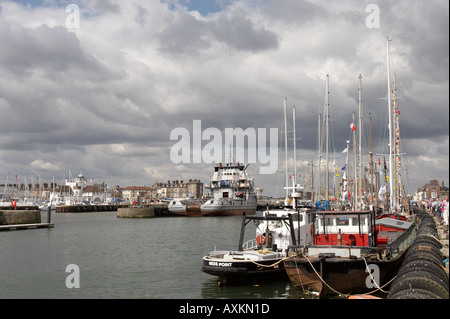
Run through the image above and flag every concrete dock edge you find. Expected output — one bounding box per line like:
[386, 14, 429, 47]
[117, 207, 155, 218]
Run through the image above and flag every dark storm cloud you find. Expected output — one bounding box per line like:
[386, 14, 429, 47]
[94, 0, 120, 13]
[0, 0, 448, 194]
[259, 0, 328, 24]
[0, 23, 106, 76]
[157, 10, 279, 55]
[157, 11, 211, 54]
[210, 13, 279, 52]
[379, 0, 449, 82]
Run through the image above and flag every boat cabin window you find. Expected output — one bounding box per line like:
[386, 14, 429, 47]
[351, 217, 366, 226]
[336, 217, 349, 226]
[222, 192, 229, 198]
[318, 217, 334, 227]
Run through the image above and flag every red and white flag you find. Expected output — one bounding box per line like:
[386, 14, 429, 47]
[350, 122, 356, 131]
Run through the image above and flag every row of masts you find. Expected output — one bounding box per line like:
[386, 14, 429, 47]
[283, 38, 406, 213]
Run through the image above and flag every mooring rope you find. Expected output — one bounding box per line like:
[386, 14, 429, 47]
[248, 254, 295, 268]
[301, 253, 349, 297]
[296, 253, 396, 297]
[362, 256, 389, 294]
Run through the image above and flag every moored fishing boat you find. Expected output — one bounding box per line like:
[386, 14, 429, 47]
[284, 209, 417, 298]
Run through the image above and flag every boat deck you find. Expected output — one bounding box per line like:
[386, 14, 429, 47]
[206, 249, 285, 261]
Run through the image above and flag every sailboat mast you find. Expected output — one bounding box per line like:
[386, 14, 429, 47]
[284, 96, 289, 203]
[369, 112, 374, 207]
[293, 105, 297, 191]
[386, 37, 394, 212]
[344, 139, 350, 204]
[325, 74, 330, 203]
[317, 112, 322, 202]
[352, 112, 357, 210]
[293, 105, 297, 208]
[358, 74, 363, 209]
[392, 73, 402, 211]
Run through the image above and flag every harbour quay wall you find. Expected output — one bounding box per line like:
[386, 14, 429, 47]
[0, 210, 41, 225]
[0, 206, 39, 211]
[56, 204, 128, 213]
[117, 207, 155, 218]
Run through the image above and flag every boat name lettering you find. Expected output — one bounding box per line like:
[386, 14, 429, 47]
[209, 261, 232, 267]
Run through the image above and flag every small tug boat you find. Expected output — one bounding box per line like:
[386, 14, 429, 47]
[284, 209, 417, 298]
[202, 198, 316, 284]
[202, 212, 296, 283]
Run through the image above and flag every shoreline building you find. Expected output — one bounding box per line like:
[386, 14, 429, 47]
[152, 179, 203, 199]
[48, 171, 111, 205]
[414, 179, 449, 200]
[122, 186, 157, 203]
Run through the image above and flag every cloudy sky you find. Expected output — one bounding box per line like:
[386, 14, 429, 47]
[0, 0, 448, 198]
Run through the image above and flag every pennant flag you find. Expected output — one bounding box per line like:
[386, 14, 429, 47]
[378, 185, 387, 200]
[342, 147, 348, 153]
[341, 164, 346, 171]
[378, 158, 381, 165]
[350, 122, 356, 131]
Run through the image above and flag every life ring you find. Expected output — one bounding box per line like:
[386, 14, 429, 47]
[310, 225, 314, 235]
[256, 234, 265, 245]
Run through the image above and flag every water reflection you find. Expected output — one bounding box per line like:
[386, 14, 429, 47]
[201, 278, 314, 299]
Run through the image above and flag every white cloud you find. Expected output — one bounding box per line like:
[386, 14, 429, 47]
[0, 0, 448, 195]
[30, 159, 61, 171]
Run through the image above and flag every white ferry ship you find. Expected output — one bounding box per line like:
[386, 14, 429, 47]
[200, 163, 257, 216]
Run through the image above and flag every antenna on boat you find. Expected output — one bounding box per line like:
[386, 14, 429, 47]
[227, 141, 234, 165]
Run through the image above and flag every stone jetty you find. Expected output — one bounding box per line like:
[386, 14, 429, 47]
[0, 209, 54, 231]
[117, 207, 155, 218]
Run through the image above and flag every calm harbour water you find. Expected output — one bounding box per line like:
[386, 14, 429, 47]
[0, 210, 308, 299]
